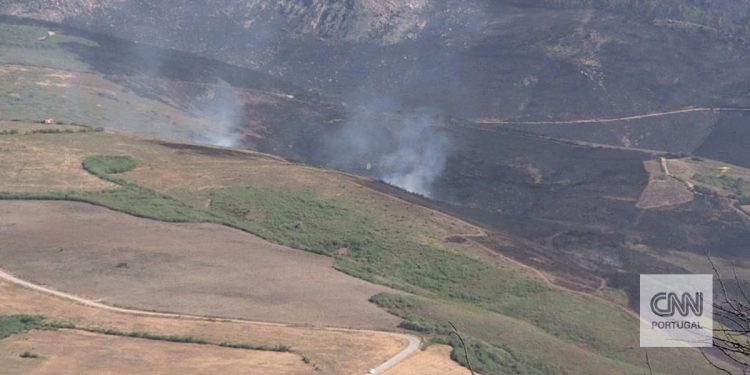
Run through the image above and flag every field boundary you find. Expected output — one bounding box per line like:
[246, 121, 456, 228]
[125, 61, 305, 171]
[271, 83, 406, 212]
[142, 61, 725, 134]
[0, 267, 421, 375]
[473, 106, 750, 125]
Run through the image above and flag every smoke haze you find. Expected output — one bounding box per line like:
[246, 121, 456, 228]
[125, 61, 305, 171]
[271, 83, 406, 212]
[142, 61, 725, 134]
[324, 98, 451, 197]
[192, 80, 244, 148]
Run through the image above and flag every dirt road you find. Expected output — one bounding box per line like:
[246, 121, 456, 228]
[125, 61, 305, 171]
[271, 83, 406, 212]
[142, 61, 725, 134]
[474, 107, 750, 125]
[0, 267, 422, 375]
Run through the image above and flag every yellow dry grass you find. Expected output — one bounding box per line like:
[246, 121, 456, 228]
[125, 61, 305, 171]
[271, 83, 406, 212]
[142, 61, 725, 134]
[384, 345, 474, 375]
[0, 330, 313, 375]
[0, 121, 85, 134]
[0, 134, 114, 192]
[0, 131, 522, 274]
[0, 279, 409, 375]
[0, 131, 530, 374]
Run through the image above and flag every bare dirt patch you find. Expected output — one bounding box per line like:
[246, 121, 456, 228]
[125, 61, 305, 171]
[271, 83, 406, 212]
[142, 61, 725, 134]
[637, 159, 693, 209]
[0, 200, 399, 329]
[383, 345, 473, 375]
[0, 329, 313, 375]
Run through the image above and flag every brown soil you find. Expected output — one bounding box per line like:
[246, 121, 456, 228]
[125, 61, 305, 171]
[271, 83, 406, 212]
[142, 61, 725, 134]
[0, 200, 399, 329]
[0, 330, 313, 375]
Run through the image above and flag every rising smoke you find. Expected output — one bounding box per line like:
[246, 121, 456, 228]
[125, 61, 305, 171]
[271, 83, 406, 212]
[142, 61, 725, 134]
[192, 80, 244, 148]
[379, 111, 451, 197]
[323, 98, 452, 197]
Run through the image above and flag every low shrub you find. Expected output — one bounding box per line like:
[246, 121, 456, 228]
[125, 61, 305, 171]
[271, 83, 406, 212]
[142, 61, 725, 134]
[83, 155, 138, 176]
[19, 351, 39, 359]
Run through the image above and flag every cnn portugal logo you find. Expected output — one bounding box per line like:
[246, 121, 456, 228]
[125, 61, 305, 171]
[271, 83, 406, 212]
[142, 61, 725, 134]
[640, 274, 713, 348]
[650, 291, 703, 317]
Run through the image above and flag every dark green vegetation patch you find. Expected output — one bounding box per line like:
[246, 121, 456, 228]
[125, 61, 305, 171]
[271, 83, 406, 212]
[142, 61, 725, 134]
[83, 155, 138, 175]
[696, 174, 750, 198]
[0, 315, 44, 339]
[210, 186, 546, 302]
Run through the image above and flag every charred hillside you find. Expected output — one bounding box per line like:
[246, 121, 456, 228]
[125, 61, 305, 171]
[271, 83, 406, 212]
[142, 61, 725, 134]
[2, 1, 750, 309]
[3, 0, 750, 119]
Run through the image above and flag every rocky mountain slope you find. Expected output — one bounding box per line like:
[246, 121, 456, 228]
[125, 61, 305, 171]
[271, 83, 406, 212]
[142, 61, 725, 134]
[4, 0, 750, 121]
[2, 0, 750, 321]
[0, 0, 430, 44]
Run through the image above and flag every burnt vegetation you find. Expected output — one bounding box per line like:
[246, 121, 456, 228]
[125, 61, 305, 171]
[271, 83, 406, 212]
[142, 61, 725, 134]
[2, 1, 750, 373]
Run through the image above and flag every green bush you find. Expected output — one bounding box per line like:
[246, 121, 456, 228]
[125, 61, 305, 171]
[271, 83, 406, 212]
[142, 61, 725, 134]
[0, 315, 44, 339]
[19, 351, 40, 359]
[83, 155, 138, 176]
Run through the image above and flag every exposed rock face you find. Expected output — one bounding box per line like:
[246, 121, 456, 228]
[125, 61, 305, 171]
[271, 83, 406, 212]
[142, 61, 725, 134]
[275, 0, 429, 43]
[0, 0, 431, 44]
[4, 1, 750, 128]
[0, 0, 120, 22]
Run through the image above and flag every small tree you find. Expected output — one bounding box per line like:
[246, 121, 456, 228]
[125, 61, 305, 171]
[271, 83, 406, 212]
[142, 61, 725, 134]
[704, 256, 750, 374]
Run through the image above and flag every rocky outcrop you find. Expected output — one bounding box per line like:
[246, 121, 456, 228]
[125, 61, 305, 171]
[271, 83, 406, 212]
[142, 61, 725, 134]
[0, 0, 431, 44]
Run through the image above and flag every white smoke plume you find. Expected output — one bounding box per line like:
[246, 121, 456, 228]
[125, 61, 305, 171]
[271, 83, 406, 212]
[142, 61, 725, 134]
[380, 111, 451, 196]
[324, 98, 452, 197]
[193, 80, 243, 147]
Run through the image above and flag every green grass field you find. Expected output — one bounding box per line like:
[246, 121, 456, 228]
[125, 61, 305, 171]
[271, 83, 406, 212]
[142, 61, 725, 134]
[696, 174, 750, 198]
[0, 149, 726, 374]
[0, 153, 715, 374]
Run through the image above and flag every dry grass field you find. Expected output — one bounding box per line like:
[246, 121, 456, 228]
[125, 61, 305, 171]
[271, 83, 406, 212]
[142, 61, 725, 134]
[0, 121, 87, 134]
[0, 128, 509, 269]
[383, 345, 473, 375]
[637, 159, 694, 209]
[0, 200, 399, 329]
[0, 329, 313, 375]
[0, 129, 731, 374]
[0, 131, 115, 193]
[0, 278, 409, 374]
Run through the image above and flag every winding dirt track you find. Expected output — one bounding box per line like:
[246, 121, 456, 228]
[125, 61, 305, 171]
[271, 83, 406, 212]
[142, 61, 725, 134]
[474, 107, 750, 125]
[0, 268, 421, 375]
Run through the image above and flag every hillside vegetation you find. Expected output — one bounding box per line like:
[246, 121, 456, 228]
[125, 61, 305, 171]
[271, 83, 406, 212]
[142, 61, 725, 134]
[0, 126, 729, 374]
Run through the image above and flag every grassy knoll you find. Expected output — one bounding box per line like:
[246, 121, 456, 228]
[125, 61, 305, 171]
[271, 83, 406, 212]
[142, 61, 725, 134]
[82, 155, 138, 175]
[74, 154, 227, 222]
[69, 156, 648, 373]
[0, 145, 725, 374]
[211, 186, 545, 301]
